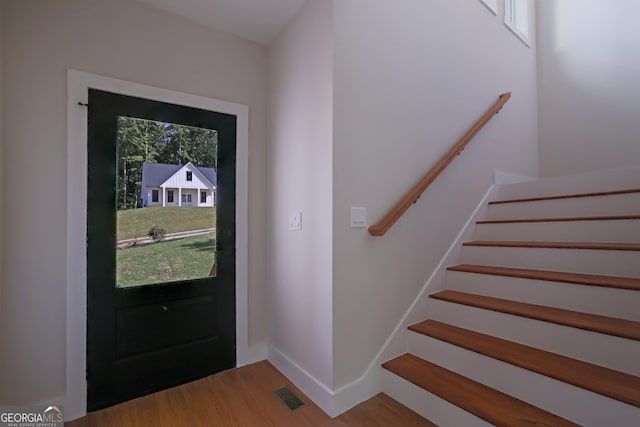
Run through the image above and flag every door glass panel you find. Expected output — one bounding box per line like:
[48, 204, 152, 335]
[115, 116, 218, 288]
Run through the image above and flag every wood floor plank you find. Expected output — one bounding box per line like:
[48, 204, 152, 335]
[409, 320, 640, 407]
[463, 241, 640, 251]
[489, 188, 640, 205]
[334, 393, 437, 427]
[430, 290, 640, 341]
[65, 361, 434, 426]
[477, 215, 640, 224]
[383, 354, 580, 427]
[448, 264, 640, 290]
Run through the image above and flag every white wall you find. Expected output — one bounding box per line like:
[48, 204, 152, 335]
[537, 0, 640, 176]
[0, 0, 267, 405]
[267, 0, 333, 391]
[332, 0, 538, 389]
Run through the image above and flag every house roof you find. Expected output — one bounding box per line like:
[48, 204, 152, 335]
[142, 162, 216, 188]
[198, 166, 217, 188]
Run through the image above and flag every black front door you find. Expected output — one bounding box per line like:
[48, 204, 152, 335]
[86, 89, 236, 411]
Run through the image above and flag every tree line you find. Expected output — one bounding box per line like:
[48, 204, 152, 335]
[116, 116, 218, 210]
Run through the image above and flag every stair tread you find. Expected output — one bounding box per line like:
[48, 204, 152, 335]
[409, 320, 640, 407]
[448, 264, 640, 290]
[477, 214, 640, 224]
[489, 188, 640, 205]
[430, 290, 640, 341]
[463, 240, 640, 251]
[383, 354, 579, 427]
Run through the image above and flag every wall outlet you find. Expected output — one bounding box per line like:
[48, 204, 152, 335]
[350, 207, 367, 228]
[289, 212, 302, 231]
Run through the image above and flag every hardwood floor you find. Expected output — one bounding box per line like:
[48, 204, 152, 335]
[66, 361, 435, 426]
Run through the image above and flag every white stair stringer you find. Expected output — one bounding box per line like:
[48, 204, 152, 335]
[382, 369, 493, 427]
[446, 270, 640, 321]
[474, 218, 640, 243]
[406, 332, 640, 427]
[427, 298, 640, 376]
[486, 191, 640, 220]
[461, 245, 640, 278]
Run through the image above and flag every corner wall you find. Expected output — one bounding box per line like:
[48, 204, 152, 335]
[0, 0, 267, 405]
[266, 0, 334, 399]
[332, 0, 538, 391]
[537, 0, 640, 176]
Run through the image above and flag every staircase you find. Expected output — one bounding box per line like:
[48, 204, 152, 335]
[381, 172, 640, 426]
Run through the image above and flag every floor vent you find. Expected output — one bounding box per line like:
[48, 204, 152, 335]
[273, 386, 306, 412]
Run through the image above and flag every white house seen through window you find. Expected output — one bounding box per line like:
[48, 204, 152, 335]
[115, 116, 217, 288]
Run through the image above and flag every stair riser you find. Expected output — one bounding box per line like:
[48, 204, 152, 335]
[406, 333, 640, 426]
[487, 193, 640, 220]
[427, 298, 640, 376]
[461, 246, 640, 278]
[446, 270, 640, 321]
[474, 219, 640, 243]
[493, 167, 640, 201]
[382, 370, 493, 427]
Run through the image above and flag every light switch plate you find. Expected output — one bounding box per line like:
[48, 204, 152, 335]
[289, 212, 302, 231]
[350, 207, 367, 228]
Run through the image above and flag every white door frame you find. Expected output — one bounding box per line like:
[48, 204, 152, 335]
[66, 70, 252, 420]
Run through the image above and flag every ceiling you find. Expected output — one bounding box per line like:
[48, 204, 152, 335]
[136, 0, 308, 45]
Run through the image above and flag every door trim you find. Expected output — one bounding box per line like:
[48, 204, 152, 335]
[66, 70, 256, 421]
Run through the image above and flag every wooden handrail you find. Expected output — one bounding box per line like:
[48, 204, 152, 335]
[368, 92, 512, 237]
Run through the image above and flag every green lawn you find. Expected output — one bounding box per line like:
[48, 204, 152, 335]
[116, 232, 216, 287]
[117, 206, 215, 241]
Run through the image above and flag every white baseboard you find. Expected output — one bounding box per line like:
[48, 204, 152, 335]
[330, 371, 379, 417]
[267, 345, 336, 416]
[267, 346, 382, 417]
